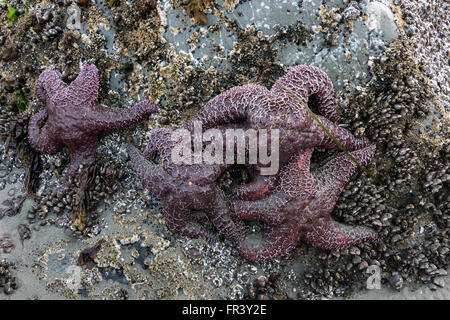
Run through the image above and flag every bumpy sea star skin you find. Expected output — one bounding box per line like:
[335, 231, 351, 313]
[28, 64, 159, 181]
[185, 65, 370, 201]
[231, 144, 380, 262]
[128, 127, 245, 243]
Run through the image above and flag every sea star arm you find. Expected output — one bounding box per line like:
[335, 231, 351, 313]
[191, 212, 210, 223]
[35, 70, 65, 105]
[28, 109, 62, 154]
[143, 128, 173, 164]
[236, 224, 300, 262]
[65, 64, 99, 107]
[232, 194, 289, 226]
[65, 139, 98, 178]
[208, 190, 246, 243]
[127, 145, 170, 196]
[232, 175, 278, 201]
[129, 145, 217, 242]
[310, 115, 371, 152]
[272, 65, 339, 122]
[233, 148, 314, 201]
[163, 202, 218, 242]
[277, 149, 316, 197]
[302, 144, 379, 249]
[314, 144, 376, 200]
[89, 100, 159, 135]
[232, 149, 315, 224]
[187, 84, 267, 130]
[303, 216, 380, 249]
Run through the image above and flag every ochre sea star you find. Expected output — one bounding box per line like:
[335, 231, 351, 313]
[28, 64, 158, 183]
[232, 145, 379, 262]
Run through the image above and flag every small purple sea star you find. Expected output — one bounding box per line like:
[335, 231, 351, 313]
[28, 64, 159, 182]
[232, 144, 379, 262]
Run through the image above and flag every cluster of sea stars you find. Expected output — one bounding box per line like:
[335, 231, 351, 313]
[129, 65, 380, 262]
[27, 64, 379, 262]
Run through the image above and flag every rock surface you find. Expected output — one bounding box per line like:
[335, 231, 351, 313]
[0, 0, 447, 300]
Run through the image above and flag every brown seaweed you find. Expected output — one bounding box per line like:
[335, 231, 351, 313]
[77, 239, 105, 268]
[5, 114, 42, 195]
[184, 0, 213, 26]
[72, 156, 99, 231]
[24, 149, 41, 195]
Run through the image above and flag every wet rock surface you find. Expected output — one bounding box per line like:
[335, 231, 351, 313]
[0, 0, 448, 299]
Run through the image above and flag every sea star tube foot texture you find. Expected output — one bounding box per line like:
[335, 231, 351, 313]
[272, 65, 339, 122]
[28, 64, 159, 183]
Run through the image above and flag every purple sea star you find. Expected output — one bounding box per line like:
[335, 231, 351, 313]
[232, 144, 380, 262]
[185, 65, 371, 201]
[28, 64, 158, 182]
[128, 127, 245, 243]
